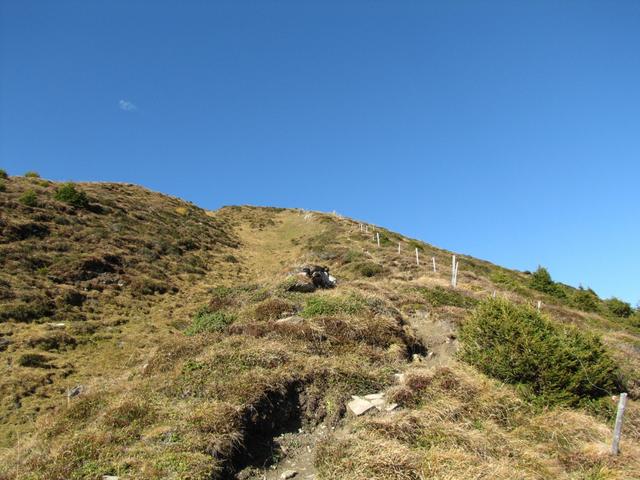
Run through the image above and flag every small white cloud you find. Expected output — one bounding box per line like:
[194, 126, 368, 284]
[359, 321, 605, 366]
[118, 99, 138, 112]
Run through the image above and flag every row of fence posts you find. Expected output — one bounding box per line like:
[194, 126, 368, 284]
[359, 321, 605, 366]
[356, 221, 629, 454]
[360, 223, 460, 288]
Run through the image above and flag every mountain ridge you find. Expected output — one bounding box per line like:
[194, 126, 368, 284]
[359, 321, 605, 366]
[0, 174, 638, 479]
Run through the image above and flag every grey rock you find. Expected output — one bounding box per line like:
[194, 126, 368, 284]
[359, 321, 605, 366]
[281, 471, 298, 480]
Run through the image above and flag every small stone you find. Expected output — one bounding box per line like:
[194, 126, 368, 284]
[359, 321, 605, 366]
[102, 476, 119, 480]
[385, 403, 399, 412]
[281, 470, 298, 480]
[347, 396, 375, 416]
[394, 373, 406, 384]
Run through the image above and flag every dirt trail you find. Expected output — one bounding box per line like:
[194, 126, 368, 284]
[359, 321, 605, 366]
[230, 211, 459, 480]
[234, 211, 323, 282]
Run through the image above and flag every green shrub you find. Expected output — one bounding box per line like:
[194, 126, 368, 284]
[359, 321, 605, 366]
[0, 180, 6, 192]
[605, 297, 633, 318]
[351, 261, 383, 277]
[342, 250, 364, 264]
[0, 300, 54, 322]
[186, 307, 236, 335]
[301, 294, 365, 317]
[459, 298, 621, 407]
[54, 182, 89, 208]
[408, 240, 424, 252]
[18, 353, 52, 368]
[417, 286, 478, 308]
[19, 189, 38, 206]
[24, 171, 40, 178]
[530, 266, 566, 299]
[572, 288, 600, 312]
[0, 168, 8, 179]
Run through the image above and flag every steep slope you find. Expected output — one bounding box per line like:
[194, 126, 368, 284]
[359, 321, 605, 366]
[0, 176, 639, 479]
[0, 176, 240, 444]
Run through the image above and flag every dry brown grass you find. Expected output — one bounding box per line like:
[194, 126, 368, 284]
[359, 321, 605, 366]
[0, 181, 638, 479]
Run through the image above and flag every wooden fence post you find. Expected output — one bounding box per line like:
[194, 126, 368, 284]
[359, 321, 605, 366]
[398, 242, 401, 254]
[415, 248, 420, 266]
[432, 257, 436, 273]
[611, 393, 628, 455]
[451, 255, 458, 288]
[376, 232, 380, 247]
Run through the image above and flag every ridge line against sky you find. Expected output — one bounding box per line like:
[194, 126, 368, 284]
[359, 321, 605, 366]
[1, 1, 638, 305]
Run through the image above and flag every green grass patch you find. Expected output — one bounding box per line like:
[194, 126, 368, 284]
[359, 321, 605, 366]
[301, 294, 366, 317]
[19, 189, 38, 207]
[459, 298, 621, 408]
[186, 307, 236, 335]
[416, 286, 478, 308]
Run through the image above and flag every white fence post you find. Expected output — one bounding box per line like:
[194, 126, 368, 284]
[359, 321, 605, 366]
[537, 300, 542, 311]
[451, 255, 458, 288]
[415, 248, 420, 266]
[432, 257, 436, 273]
[376, 232, 380, 247]
[611, 393, 628, 455]
[398, 242, 401, 254]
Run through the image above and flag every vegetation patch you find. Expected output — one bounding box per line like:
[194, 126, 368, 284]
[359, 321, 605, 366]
[572, 287, 600, 312]
[18, 189, 38, 207]
[54, 182, 89, 208]
[351, 261, 383, 278]
[301, 294, 366, 317]
[186, 307, 236, 335]
[605, 297, 633, 318]
[416, 286, 478, 308]
[459, 298, 621, 407]
[529, 266, 567, 299]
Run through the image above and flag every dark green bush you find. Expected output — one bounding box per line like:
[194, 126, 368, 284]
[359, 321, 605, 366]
[18, 353, 52, 368]
[186, 308, 236, 335]
[54, 182, 89, 208]
[605, 297, 633, 318]
[0, 180, 6, 192]
[459, 298, 621, 407]
[529, 266, 566, 299]
[352, 261, 383, 277]
[572, 288, 600, 312]
[24, 171, 40, 178]
[0, 168, 8, 179]
[19, 189, 38, 207]
[0, 300, 55, 322]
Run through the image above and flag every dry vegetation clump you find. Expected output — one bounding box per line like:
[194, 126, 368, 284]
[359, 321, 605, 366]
[0, 191, 638, 479]
[316, 365, 640, 480]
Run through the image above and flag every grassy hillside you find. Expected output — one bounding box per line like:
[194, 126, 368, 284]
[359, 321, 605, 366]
[1, 174, 639, 479]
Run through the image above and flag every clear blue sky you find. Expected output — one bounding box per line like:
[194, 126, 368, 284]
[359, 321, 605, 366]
[1, 1, 638, 305]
